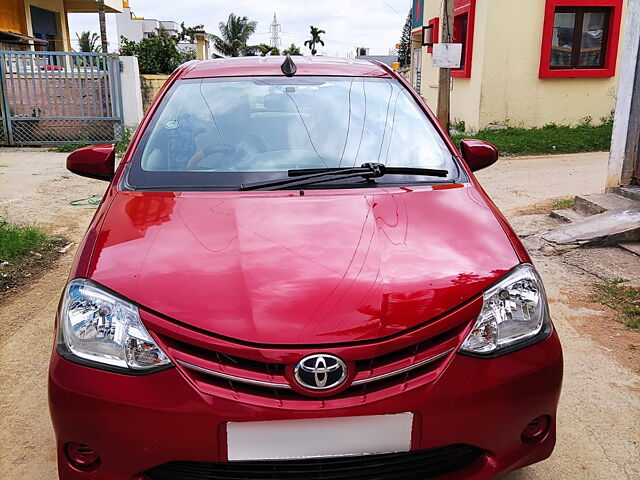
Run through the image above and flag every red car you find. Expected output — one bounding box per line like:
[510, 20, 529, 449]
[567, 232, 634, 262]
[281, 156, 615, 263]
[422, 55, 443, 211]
[49, 56, 562, 480]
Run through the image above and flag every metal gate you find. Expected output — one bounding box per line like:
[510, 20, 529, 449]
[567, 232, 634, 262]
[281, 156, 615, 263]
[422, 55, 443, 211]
[0, 51, 123, 146]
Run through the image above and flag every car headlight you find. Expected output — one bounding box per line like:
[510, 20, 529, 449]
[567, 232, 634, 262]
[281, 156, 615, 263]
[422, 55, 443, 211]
[57, 279, 171, 372]
[461, 264, 551, 355]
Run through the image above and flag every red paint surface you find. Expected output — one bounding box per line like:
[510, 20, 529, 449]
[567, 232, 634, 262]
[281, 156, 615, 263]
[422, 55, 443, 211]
[51, 56, 562, 480]
[181, 56, 392, 80]
[87, 185, 518, 345]
[460, 139, 499, 172]
[66, 145, 115, 180]
[539, 0, 623, 78]
[427, 17, 440, 53]
[451, 0, 476, 79]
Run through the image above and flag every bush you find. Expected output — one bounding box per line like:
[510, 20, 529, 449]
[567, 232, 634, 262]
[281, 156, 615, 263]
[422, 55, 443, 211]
[116, 125, 135, 158]
[119, 28, 195, 74]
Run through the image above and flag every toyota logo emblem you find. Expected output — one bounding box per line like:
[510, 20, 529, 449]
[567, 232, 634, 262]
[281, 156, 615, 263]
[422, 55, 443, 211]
[294, 354, 347, 391]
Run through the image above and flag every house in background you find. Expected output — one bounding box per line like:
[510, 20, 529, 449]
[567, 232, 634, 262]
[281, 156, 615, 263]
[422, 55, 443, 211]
[355, 46, 399, 67]
[410, 0, 627, 131]
[115, 0, 179, 45]
[115, 0, 210, 60]
[0, 0, 122, 51]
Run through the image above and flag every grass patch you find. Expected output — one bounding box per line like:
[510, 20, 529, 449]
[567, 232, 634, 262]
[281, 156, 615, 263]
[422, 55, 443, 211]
[552, 197, 576, 210]
[592, 279, 640, 329]
[0, 220, 49, 262]
[0, 220, 67, 300]
[450, 121, 613, 156]
[48, 143, 88, 153]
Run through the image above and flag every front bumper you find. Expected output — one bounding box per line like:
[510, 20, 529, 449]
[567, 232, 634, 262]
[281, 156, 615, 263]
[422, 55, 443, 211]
[49, 329, 562, 480]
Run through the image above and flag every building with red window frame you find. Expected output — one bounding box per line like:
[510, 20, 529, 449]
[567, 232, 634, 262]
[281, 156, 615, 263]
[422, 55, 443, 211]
[409, 0, 628, 132]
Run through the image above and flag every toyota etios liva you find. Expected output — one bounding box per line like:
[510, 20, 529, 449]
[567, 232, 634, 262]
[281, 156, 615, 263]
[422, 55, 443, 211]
[49, 56, 562, 480]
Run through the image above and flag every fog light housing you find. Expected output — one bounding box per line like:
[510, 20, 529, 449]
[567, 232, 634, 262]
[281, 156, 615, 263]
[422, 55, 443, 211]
[521, 415, 551, 445]
[65, 442, 101, 471]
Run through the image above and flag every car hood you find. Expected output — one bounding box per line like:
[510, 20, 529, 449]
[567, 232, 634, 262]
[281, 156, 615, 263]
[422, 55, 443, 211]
[88, 185, 519, 345]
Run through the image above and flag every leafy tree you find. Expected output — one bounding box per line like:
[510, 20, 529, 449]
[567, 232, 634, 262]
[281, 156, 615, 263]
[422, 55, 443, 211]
[210, 13, 257, 57]
[178, 22, 205, 43]
[398, 11, 412, 68]
[282, 43, 302, 55]
[76, 31, 100, 52]
[256, 43, 280, 56]
[304, 26, 325, 56]
[119, 28, 196, 74]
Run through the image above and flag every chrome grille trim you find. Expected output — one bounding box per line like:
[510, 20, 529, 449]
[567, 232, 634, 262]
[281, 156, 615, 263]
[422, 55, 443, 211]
[176, 359, 292, 389]
[178, 347, 454, 393]
[351, 348, 454, 386]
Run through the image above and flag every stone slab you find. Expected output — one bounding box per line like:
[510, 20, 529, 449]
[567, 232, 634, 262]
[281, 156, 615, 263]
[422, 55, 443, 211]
[618, 242, 640, 256]
[541, 207, 640, 246]
[574, 193, 640, 215]
[550, 208, 587, 223]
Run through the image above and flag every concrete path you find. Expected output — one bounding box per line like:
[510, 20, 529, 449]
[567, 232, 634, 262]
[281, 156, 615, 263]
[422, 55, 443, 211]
[476, 151, 609, 215]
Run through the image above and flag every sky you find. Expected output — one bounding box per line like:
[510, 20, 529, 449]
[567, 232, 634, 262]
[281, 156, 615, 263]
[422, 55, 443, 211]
[67, 0, 411, 57]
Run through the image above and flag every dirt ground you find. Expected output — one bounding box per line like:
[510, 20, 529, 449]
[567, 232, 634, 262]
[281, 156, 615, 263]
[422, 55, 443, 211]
[0, 149, 638, 479]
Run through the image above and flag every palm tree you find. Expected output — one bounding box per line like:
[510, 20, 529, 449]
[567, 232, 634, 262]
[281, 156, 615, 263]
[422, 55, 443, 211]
[304, 26, 325, 56]
[210, 13, 257, 57]
[76, 31, 100, 52]
[97, 0, 108, 53]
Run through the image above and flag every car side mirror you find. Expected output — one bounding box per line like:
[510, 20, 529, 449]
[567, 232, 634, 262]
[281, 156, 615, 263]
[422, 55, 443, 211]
[67, 145, 115, 181]
[459, 139, 498, 172]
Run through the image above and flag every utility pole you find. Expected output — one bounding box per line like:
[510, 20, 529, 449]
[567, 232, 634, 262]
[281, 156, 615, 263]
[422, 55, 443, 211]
[437, 0, 454, 130]
[97, 0, 108, 53]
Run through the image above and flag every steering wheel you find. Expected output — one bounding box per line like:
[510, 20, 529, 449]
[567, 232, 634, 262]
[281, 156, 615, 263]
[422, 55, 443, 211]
[186, 145, 243, 170]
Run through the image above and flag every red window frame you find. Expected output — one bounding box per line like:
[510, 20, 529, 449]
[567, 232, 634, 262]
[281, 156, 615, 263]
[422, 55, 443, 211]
[426, 17, 439, 53]
[451, 0, 476, 78]
[539, 0, 623, 78]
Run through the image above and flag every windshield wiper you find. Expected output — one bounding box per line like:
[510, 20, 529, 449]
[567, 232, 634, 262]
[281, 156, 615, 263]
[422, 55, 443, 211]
[239, 163, 449, 191]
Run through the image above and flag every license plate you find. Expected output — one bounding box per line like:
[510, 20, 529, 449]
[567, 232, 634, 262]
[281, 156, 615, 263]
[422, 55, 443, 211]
[226, 413, 414, 461]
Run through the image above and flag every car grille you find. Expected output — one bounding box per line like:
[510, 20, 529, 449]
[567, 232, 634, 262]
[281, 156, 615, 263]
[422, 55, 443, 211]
[155, 320, 467, 408]
[143, 444, 484, 480]
[144, 296, 479, 408]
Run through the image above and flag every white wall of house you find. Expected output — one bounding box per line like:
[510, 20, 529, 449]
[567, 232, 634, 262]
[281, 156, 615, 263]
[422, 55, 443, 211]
[119, 56, 144, 127]
[607, 0, 640, 189]
[116, 7, 180, 47]
[115, 6, 143, 45]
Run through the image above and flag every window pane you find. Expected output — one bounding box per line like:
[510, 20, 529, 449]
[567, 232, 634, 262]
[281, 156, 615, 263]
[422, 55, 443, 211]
[579, 12, 606, 66]
[551, 12, 576, 67]
[131, 77, 453, 189]
[453, 13, 468, 68]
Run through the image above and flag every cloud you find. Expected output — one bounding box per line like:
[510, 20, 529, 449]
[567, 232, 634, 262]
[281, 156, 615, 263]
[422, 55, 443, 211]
[67, 0, 410, 56]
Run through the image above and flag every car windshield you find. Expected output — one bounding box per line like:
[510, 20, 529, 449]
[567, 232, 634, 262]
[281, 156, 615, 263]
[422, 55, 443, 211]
[127, 76, 459, 190]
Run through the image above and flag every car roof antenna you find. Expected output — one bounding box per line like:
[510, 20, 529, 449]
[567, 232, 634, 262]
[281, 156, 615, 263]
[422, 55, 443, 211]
[281, 55, 297, 76]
